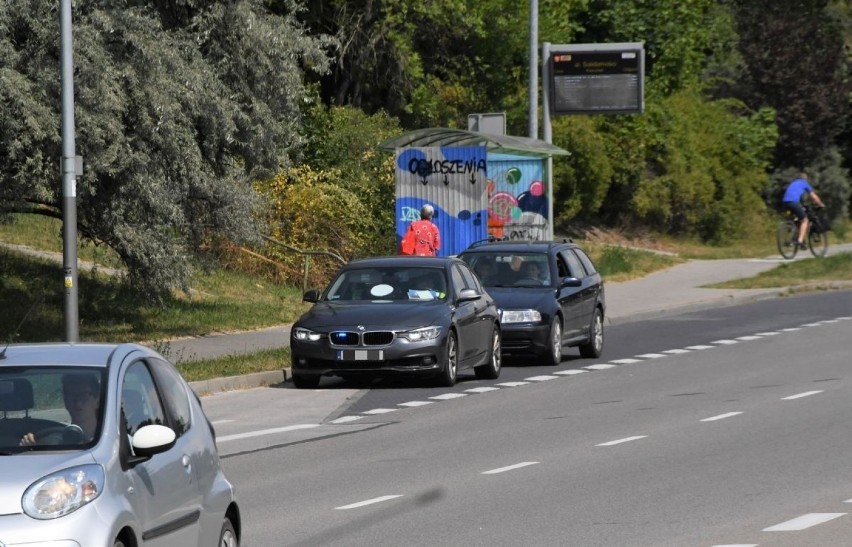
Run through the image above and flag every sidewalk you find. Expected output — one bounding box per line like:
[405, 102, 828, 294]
[185, 244, 852, 395]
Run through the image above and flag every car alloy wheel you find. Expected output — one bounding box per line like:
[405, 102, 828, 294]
[545, 317, 562, 366]
[436, 330, 458, 387]
[579, 308, 603, 358]
[219, 517, 238, 547]
[475, 326, 502, 379]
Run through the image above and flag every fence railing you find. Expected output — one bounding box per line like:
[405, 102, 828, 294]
[259, 235, 346, 293]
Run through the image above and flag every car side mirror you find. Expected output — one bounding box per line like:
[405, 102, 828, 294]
[560, 277, 582, 288]
[130, 424, 177, 462]
[457, 288, 481, 302]
[303, 289, 321, 303]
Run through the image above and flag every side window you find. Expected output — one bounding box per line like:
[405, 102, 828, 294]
[150, 358, 192, 437]
[574, 248, 597, 275]
[556, 254, 570, 277]
[457, 264, 482, 292]
[121, 361, 167, 438]
[559, 250, 586, 278]
[450, 265, 467, 293]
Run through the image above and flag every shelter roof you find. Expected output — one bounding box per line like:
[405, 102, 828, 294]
[378, 128, 569, 158]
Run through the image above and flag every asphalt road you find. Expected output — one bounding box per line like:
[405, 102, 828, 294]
[202, 291, 852, 546]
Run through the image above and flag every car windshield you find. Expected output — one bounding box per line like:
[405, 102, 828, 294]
[0, 366, 106, 452]
[462, 253, 550, 287]
[325, 266, 448, 302]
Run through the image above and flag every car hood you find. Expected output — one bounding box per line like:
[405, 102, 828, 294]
[0, 451, 97, 514]
[295, 301, 449, 331]
[484, 286, 555, 311]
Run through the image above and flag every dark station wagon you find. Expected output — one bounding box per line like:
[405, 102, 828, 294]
[459, 239, 605, 365]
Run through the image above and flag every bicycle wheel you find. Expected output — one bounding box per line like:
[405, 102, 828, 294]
[776, 220, 799, 259]
[808, 228, 829, 257]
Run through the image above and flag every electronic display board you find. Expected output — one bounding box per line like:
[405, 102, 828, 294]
[549, 44, 644, 115]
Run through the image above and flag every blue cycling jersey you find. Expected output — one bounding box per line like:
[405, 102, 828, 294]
[782, 178, 813, 203]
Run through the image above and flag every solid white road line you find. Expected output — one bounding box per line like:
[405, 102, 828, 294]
[465, 387, 501, 393]
[216, 423, 319, 442]
[762, 513, 846, 531]
[482, 462, 540, 475]
[701, 412, 743, 422]
[596, 435, 647, 447]
[782, 390, 823, 400]
[210, 419, 234, 425]
[429, 393, 468, 400]
[335, 495, 403, 510]
[398, 401, 434, 407]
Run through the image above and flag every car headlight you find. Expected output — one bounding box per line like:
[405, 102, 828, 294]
[500, 309, 542, 324]
[22, 464, 104, 520]
[402, 326, 442, 342]
[294, 327, 322, 342]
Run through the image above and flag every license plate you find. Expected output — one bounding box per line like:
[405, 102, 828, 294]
[337, 349, 383, 361]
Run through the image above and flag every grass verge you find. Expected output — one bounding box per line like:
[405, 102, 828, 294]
[174, 347, 291, 382]
[706, 253, 852, 289]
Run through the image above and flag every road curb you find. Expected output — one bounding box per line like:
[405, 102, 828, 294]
[191, 369, 290, 397]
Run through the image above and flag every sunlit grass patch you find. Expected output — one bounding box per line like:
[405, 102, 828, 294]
[706, 253, 852, 289]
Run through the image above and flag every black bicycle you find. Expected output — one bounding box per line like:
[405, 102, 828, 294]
[776, 205, 829, 259]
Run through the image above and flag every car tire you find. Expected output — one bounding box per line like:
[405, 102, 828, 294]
[219, 516, 239, 547]
[475, 326, 502, 380]
[435, 330, 458, 387]
[292, 373, 320, 389]
[579, 308, 603, 358]
[544, 317, 563, 366]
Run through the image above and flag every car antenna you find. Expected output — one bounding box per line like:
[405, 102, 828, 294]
[0, 293, 45, 360]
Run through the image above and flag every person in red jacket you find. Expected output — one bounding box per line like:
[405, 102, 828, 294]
[403, 204, 441, 256]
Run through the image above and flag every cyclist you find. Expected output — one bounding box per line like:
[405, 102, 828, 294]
[781, 171, 825, 249]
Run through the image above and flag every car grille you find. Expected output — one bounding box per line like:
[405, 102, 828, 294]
[329, 331, 394, 347]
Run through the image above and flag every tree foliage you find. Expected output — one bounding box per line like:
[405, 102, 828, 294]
[0, 0, 333, 300]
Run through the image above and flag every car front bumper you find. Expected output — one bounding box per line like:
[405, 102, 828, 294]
[291, 335, 449, 378]
[499, 323, 551, 357]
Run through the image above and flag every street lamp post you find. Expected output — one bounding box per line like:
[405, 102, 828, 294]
[60, 0, 79, 341]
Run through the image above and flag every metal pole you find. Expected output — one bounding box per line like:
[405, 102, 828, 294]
[541, 42, 554, 239]
[60, 0, 79, 341]
[528, 0, 538, 139]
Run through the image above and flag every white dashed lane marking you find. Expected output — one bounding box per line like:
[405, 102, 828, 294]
[685, 345, 714, 350]
[555, 369, 586, 375]
[363, 408, 397, 415]
[611, 358, 642, 364]
[585, 364, 616, 370]
[481, 462, 539, 475]
[398, 401, 433, 407]
[636, 353, 667, 359]
[712, 339, 739, 345]
[782, 390, 823, 400]
[525, 375, 559, 381]
[429, 393, 467, 400]
[596, 436, 647, 447]
[662, 348, 691, 354]
[330, 416, 364, 424]
[496, 381, 530, 387]
[736, 335, 762, 341]
[700, 412, 743, 422]
[762, 513, 846, 531]
[465, 387, 500, 393]
[335, 495, 402, 510]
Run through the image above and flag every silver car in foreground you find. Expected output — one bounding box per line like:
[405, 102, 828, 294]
[0, 343, 240, 546]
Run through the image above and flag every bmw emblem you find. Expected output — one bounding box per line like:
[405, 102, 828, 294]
[357, 325, 366, 331]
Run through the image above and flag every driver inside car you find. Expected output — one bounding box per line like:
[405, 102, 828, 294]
[20, 373, 101, 446]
